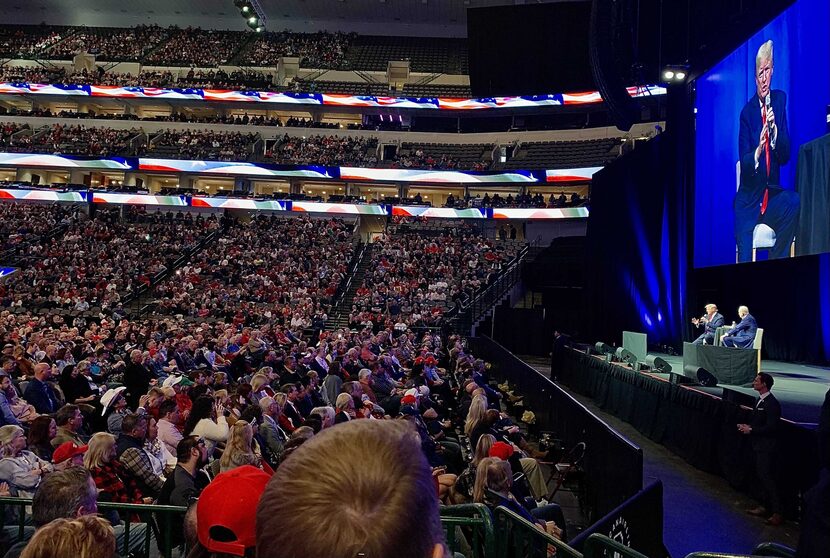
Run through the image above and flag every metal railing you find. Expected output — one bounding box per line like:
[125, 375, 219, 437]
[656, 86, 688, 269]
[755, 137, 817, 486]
[493, 506, 582, 558]
[0, 496, 188, 558]
[449, 239, 538, 335]
[440, 504, 497, 558]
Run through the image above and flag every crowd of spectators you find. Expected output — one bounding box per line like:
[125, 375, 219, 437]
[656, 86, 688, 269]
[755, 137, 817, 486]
[0, 203, 72, 259]
[240, 30, 355, 68]
[392, 148, 488, 171]
[264, 134, 378, 166]
[0, 194, 573, 558]
[0, 208, 216, 312]
[151, 215, 356, 328]
[446, 191, 587, 209]
[143, 27, 248, 67]
[1, 124, 139, 158]
[0, 26, 66, 58]
[0, 298, 547, 556]
[41, 25, 170, 61]
[350, 229, 518, 330]
[146, 129, 258, 161]
[175, 68, 274, 91]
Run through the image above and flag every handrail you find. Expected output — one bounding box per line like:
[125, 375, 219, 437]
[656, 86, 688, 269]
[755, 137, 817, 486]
[583, 534, 651, 558]
[0, 496, 187, 558]
[439, 503, 497, 558]
[449, 242, 532, 334]
[493, 505, 583, 558]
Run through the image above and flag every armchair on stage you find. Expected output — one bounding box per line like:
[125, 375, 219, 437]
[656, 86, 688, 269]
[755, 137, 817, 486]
[735, 161, 795, 261]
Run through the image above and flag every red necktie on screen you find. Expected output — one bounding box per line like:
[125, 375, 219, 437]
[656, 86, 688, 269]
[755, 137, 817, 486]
[761, 105, 770, 215]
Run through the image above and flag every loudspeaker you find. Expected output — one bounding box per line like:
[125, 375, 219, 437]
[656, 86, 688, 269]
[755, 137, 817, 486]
[645, 354, 672, 373]
[615, 347, 637, 367]
[589, 0, 640, 131]
[696, 367, 718, 387]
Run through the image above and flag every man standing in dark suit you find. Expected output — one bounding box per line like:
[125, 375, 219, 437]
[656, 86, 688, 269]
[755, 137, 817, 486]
[736, 39, 799, 263]
[692, 303, 725, 345]
[738, 372, 783, 525]
[722, 306, 758, 348]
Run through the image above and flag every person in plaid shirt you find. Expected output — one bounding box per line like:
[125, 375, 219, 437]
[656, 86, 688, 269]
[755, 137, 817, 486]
[84, 432, 150, 505]
[114, 414, 164, 499]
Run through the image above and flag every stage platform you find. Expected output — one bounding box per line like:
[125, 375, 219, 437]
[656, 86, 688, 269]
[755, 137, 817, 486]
[652, 353, 829, 425]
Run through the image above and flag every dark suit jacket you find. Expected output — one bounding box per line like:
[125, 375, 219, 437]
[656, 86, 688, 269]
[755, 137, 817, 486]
[727, 313, 758, 347]
[750, 392, 781, 452]
[334, 411, 351, 425]
[23, 378, 60, 414]
[702, 313, 725, 336]
[738, 90, 791, 209]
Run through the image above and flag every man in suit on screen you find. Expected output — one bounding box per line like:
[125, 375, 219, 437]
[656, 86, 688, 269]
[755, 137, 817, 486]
[735, 39, 799, 263]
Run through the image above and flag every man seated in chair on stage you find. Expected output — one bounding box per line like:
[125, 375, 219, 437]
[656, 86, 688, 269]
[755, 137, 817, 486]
[692, 303, 724, 345]
[735, 39, 799, 263]
[721, 306, 758, 348]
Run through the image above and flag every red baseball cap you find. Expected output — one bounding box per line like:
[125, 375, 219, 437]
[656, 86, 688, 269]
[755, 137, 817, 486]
[489, 441, 515, 461]
[52, 442, 88, 464]
[197, 465, 271, 556]
[401, 394, 418, 406]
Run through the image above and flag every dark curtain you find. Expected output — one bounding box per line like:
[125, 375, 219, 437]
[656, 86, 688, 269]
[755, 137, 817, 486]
[690, 254, 830, 364]
[583, 87, 692, 349]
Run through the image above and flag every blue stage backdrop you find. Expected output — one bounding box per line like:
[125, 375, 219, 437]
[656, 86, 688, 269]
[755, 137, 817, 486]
[585, 108, 690, 348]
[694, 0, 830, 268]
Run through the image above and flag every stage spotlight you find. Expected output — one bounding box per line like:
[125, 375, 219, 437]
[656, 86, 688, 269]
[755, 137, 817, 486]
[645, 354, 672, 374]
[241, 5, 251, 15]
[254, 26, 264, 33]
[615, 347, 637, 368]
[661, 65, 690, 84]
[595, 342, 614, 355]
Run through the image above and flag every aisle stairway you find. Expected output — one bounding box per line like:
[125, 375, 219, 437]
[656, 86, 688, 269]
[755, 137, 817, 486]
[326, 243, 376, 330]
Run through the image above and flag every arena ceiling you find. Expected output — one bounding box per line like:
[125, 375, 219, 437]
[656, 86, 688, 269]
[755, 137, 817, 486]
[1, 0, 581, 38]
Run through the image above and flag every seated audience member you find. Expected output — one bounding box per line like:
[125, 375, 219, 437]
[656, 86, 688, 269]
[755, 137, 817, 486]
[452, 433, 495, 504]
[22, 364, 60, 415]
[2, 467, 99, 558]
[0, 374, 21, 426]
[219, 420, 260, 474]
[159, 435, 208, 508]
[256, 420, 448, 558]
[115, 413, 164, 498]
[183, 396, 228, 458]
[157, 399, 183, 457]
[19, 515, 115, 558]
[0, 425, 53, 497]
[473, 457, 564, 541]
[190, 465, 271, 558]
[258, 396, 287, 468]
[84, 432, 150, 505]
[100, 387, 128, 436]
[144, 417, 176, 478]
[52, 441, 88, 470]
[51, 404, 86, 448]
[26, 416, 57, 462]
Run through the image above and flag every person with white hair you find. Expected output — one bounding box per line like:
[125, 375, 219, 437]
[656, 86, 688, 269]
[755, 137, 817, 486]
[722, 305, 759, 348]
[735, 39, 799, 263]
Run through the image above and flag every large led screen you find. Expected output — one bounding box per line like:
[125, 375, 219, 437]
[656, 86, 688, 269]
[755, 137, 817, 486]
[694, 0, 830, 267]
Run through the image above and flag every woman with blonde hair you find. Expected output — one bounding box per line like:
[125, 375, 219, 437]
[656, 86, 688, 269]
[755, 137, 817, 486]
[84, 432, 151, 505]
[218, 420, 260, 473]
[20, 515, 116, 558]
[474, 457, 564, 541]
[0, 424, 52, 497]
[464, 394, 488, 446]
[452, 434, 495, 504]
